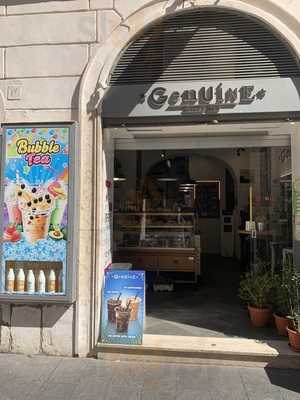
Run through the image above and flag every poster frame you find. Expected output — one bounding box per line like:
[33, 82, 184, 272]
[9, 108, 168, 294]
[0, 123, 78, 304]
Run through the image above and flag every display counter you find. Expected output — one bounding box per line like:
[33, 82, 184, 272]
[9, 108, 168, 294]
[114, 212, 198, 282]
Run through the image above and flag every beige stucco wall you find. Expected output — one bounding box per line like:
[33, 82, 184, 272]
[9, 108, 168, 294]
[0, 0, 300, 357]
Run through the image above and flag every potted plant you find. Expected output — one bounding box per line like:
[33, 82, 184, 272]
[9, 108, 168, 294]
[286, 272, 300, 351]
[239, 270, 274, 327]
[273, 260, 294, 336]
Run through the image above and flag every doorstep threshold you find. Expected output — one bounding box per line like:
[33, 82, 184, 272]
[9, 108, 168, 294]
[96, 334, 300, 369]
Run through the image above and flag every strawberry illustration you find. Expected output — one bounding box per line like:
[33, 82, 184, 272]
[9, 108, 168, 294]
[11, 230, 21, 242]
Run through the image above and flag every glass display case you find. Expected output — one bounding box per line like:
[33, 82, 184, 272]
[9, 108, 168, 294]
[114, 212, 196, 250]
[0, 124, 77, 303]
[114, 212, 198, 282]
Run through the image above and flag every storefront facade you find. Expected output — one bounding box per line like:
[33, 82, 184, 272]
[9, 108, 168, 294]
[0, 0, 300, 357]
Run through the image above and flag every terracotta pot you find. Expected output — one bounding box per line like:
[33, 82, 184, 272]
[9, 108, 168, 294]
[248, 305, 272, 327]
[287, 327, 300, 352]
[273, 314, 290, 336]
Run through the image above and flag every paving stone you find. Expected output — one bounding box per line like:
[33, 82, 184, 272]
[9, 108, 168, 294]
[175, 389, 212, 400]
[176, 365, 209, 391]
[280, 389, 300, 400]
[105, 386, 141, 400]
[110, 362, 144, 389]
[0, 356, 298, 400]
[141, 390, 176, 400]
[0, 354, 61, 383]
[240, 368, 284, 400]
[0, 380, 44, 400]
[47, 358, 90, 384]
[39, 382, 78, 400]
[143, 363, 178, 392]
[71, 381, 108, 400]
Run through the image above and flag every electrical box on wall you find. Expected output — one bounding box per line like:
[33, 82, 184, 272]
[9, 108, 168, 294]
[0, 124, 77, 303]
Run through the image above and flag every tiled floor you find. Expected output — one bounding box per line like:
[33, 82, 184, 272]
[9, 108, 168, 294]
[145, 255, 281, 340]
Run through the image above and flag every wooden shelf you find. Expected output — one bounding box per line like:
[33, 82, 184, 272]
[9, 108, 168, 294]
[115, 212, 195, 216]
[120, 225, 194, 229]
[117, 247, 196, 251]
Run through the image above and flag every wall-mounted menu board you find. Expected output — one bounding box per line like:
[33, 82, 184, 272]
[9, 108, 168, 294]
[0, 125, 76, 303]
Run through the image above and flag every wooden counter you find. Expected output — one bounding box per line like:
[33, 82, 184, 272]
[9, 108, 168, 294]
[115, 247, 197, 282]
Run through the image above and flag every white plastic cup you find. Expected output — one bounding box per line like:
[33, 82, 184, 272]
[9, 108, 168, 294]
[257, 222, 264, 232]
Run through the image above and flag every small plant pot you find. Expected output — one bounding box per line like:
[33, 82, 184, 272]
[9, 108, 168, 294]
[273, 314, 290, 336]
[248, 305, 272, 327]
[287, 327, 300, 352]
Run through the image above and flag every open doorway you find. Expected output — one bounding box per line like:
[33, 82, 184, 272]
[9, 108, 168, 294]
[112, 144, 293, 340]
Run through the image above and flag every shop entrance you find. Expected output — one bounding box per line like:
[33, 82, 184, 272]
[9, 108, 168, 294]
[111, 130, 293, 340]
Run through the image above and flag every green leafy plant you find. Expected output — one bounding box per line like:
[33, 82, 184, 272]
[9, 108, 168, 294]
[239, 270, 275, 309]
[273, 259, 295, 317]
[285, 271, 300, 332]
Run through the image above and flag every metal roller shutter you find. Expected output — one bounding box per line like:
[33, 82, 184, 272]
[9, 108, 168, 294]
[109, 9, 300, 85]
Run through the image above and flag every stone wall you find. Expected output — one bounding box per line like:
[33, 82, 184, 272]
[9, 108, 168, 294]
[0, 0, 299, 356]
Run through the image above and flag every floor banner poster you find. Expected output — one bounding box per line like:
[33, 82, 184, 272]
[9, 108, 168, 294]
[101, 270, 145, 345]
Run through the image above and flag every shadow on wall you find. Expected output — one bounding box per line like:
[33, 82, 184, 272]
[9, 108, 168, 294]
[1, 0, 75, 4]
[0, 0, 73, 6]
[0, 303, 73, 328]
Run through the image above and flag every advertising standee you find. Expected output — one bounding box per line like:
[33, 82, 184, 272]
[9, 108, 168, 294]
[101, 270, 145, 345]
[1, 126, 69, 297]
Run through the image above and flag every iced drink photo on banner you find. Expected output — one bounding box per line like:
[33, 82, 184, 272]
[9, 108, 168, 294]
[127, 295, 141, 321]
[107, 293, 122, 323]
[17, 181, 55, 244]
[48, 168, 68, 230]
[4, 180, 22, 226]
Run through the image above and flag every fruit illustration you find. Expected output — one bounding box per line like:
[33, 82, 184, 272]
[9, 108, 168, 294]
[49, 229, 63, 240]
[3, 224, 21, 242]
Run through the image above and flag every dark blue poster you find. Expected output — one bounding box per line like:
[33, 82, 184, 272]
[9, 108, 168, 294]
[101, 270, 145, 345]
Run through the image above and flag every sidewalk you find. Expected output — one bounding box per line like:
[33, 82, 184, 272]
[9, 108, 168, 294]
[0, 353, 299, 400]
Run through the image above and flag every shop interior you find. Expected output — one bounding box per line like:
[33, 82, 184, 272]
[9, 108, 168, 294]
[112, 145, 293, 339]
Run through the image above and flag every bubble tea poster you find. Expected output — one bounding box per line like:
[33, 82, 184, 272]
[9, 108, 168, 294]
[1, 127, 69, 294]
[101, 270, 145, 345]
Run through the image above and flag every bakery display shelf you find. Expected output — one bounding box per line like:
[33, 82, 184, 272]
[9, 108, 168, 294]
[120, 225, 194, 229]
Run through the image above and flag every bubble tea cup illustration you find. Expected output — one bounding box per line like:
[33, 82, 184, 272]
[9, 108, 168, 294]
[107, 293, 122, 323]
[17, 183, 55, 244]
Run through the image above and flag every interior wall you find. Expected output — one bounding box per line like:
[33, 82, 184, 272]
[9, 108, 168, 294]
[189, 155, 224, 254]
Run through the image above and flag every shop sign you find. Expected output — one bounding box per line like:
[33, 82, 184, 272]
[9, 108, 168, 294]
[147, 84, 266, 115]
[102, 78, 300, 119]
[101, 270, 145, 345]
[1, 126, 69, 296]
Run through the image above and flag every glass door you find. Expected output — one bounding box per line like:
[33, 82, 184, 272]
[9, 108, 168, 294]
[246, 146, 292, 273]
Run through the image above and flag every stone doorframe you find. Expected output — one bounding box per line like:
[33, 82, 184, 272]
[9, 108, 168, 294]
[76, 0, 300, 356]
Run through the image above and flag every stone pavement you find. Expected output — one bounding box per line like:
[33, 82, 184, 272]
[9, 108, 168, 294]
[0, 354, 300, 400]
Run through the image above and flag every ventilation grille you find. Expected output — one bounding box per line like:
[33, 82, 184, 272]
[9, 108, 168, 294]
[110, 9, 300, 85]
